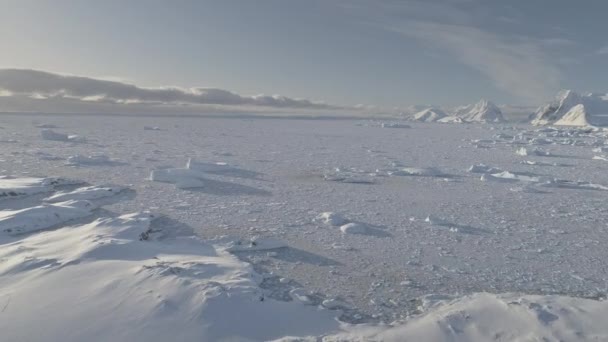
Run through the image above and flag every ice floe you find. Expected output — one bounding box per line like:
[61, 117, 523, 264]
[223, 237, 288, 252]
[323, 167, 376, 184]
[67, 154, 120, 166]
[41, 129, 85, 142]
[315, 212, 347, 226]
[481, 171, 542, 183]
[468, 164, 502, 174]
[388, 167, 450, 177]
[150, 167, 206, 188]
[516, 147, 551, 157]
[339, 222, 368, 235]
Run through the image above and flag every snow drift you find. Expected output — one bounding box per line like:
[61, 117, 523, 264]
[0, 176, 80, 199]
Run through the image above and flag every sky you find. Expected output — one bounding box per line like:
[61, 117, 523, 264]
[0, 0, 607, 111]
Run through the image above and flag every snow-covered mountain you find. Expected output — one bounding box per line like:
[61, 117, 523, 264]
[412, 107, 448, 122]
[531, 90, 608, 126]
[451, 99, 505, 123]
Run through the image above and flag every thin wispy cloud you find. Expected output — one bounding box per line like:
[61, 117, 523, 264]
[343, 0, 563, 103]
[0, 69, 341, 111]
[391, 21, 561, 103]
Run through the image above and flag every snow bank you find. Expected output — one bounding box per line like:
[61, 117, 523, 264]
[0, 200, 97, 235]
[324, 293, 608, 341]
[44, 185, 127, 203]
[0, 212, 341, 342]
[0, 176, 79, 199]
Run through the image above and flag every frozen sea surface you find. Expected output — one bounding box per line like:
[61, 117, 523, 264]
[1, 113, 608, 322]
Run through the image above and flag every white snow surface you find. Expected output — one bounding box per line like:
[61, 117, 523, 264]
[0, 176, 78, 198]
[324, 293, 608, 341]
[2, 114, 608, 340]
[0, 211, 340, 342]
[0, 199, 98, 235]
[44, 185, 126, 202]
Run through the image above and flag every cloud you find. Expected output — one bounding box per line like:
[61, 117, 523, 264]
[598, 45, 608, 55]
[0, 69, 340, 111]
[391, 21, 561, 103]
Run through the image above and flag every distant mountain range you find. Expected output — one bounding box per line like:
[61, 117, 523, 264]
[400, 90, 608, 127]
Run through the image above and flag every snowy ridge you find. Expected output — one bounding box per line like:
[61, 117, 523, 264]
[531, 90, 608, 126]
[408, 100, 505, 123]
[455, 99, 505, 123]
[323, 293, 608, 341]
[0, 176, 81, 199]
[554, 104, 592, 127]
[412, 107, 448, 122]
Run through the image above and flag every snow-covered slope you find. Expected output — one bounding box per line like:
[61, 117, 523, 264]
[531, 90, 608, 126]
[554, 104, 592, 126]
[0, 177, 341, 341]
[325, 293, 608, 341]
[2, 176, 608, 342]
[455, 99, 505, 123]
[413, 108, 448, 122]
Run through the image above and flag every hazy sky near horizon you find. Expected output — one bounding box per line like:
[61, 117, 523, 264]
[1, 0, 607, 107]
